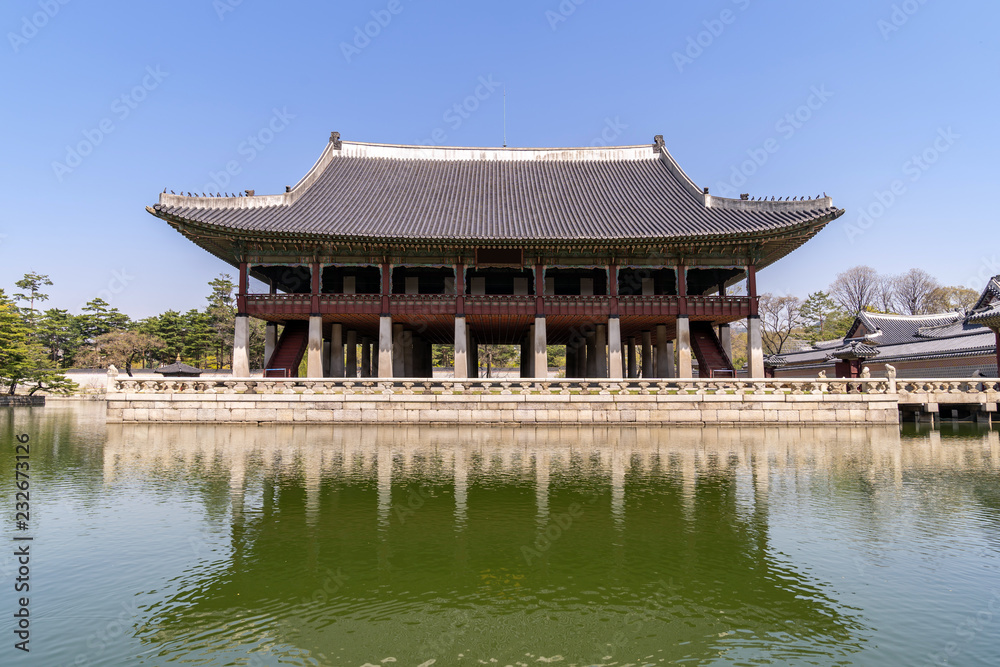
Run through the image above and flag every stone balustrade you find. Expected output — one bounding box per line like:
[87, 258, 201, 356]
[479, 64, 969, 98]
[106, 373, 903, 425]
[108, 376, 895, 397]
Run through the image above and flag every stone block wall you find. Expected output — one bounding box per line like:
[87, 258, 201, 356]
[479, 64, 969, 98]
[107, 392, 900, 425]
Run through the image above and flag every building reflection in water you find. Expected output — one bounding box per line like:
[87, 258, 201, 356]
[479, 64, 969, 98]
[100, 423, 1000, 665]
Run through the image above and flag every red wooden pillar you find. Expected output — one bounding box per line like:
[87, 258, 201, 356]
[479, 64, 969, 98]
[237, 262, 248, 314]
[534, 263, 545, 315]
[455, 262, 465, 316]
[380, 262, 392, 316]
[609, 263, 619, 315]
[310, 262, 321, 314]
[676, 263, 687, 315]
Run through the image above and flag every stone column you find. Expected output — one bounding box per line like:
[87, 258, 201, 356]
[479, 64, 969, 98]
[528, 324, 536, 377]
[607, 317, 623, 379]
[330, 322, 344, 377]
[719, 324, 732, 362]
[402, 330, 414, 377]
[565, 344, 577, 379]
[264, 322, 278, 368]
[748, 315, 765, 378]
[534, 317, 548, 379]
[586, 331, 597, 377]
[454, 316, 468, 379]
[361, 337, 372, 377]
[470, 334, 479, 377]
[391, 323, 404, 377]
[345, 329, 358, 377]
[641, 331, 653, 377]
[655, 325, 669, 378]
[627, 336, 637, 378]
[307, 315, 324, 378]
[520, 337, 530, 378]
[676, 315, 692, 378]
[233, 314, 250, 377]
[596, 324, 608, 378]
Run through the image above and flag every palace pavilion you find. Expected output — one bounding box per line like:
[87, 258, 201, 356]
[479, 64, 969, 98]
[148, 133, 843, 379]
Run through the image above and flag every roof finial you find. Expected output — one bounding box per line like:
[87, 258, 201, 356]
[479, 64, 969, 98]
[653, 135, 665, 152]
[330, 132, 342, 149]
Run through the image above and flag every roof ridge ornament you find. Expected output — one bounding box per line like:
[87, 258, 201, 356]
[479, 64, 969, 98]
[653, 135, 665, 152]
[330, 132, 342, 150]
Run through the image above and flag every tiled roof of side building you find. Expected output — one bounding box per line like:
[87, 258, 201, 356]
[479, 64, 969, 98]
[149, 136, 843, 244]
[848, 311, 964, 345]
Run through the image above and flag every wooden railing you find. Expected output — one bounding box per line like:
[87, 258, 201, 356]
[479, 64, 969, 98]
[242, 294, 755, 318]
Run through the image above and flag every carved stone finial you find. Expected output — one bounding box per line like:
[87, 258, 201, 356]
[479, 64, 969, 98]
[817, 370, 827, 379]
[653, 134, 664, 150]
[861, 366, 871, 378]
[330, 131, 342, 149]
[107, 364, 118, 376]
[885, 364, 896, 380]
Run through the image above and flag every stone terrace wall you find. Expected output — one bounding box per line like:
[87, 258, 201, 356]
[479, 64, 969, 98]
[106, 377, 900, 425]
[0, 396, 45, 407]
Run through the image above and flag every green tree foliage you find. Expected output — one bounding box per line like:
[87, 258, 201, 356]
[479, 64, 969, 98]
[479, 344, 518, 377]
[925, 285, 980, 313]
[76, 330, 166, 377]
[37, 308, 78, 365]
[0, 289, 75, 394]
[206, 274, 236, 368]
[433, 344, 455, 370]
[75, 298, 130, 347]
[800, 291, 854, 343]
[13, 271, 52, 330]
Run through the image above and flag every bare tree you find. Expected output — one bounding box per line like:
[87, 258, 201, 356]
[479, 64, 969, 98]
[875, 274, 897, 312]
[830, 265, 880, 315]
[759, 294, 803, 355]
[894, 268, 940, 315]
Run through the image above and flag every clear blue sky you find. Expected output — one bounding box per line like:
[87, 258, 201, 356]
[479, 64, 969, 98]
[2, 0, 997, 318]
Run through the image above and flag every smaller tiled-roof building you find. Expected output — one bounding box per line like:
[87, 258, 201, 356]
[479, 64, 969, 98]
[773, 277, 1000, 378]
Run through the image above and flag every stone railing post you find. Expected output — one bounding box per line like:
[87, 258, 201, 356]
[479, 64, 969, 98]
[106, 365, 119, 394]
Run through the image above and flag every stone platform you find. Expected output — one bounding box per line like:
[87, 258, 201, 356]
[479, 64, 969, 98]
[106, 377, 901, 426]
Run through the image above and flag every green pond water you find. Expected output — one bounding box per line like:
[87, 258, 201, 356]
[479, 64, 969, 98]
[2, 403, 1000, 666]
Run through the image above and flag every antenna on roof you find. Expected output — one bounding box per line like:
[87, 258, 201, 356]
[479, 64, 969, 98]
[502, 85, 507, 148]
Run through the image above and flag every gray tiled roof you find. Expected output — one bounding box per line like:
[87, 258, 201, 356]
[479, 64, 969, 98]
[866, 330, 997, 363]
[828, 342, 880, 360]
[150, 138, 842, 243]
[849, 311, 963, 345]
